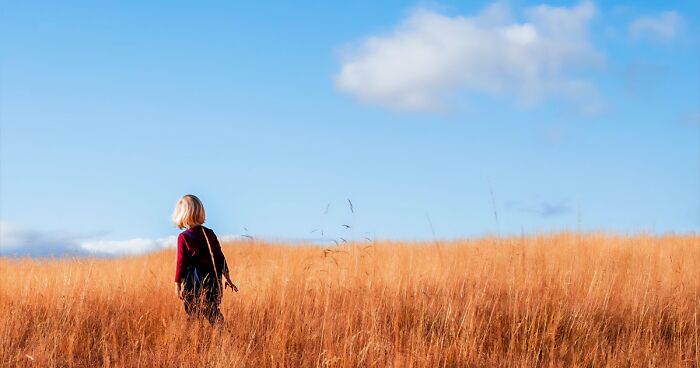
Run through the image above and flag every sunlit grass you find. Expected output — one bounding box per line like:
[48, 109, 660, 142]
[1, 233, 698, 367]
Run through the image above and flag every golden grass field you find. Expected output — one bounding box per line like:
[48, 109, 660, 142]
[0, 233, 698, 367]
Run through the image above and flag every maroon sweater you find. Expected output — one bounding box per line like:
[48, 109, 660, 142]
[174, 225, 229, 283]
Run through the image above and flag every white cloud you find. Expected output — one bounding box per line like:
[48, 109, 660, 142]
[0, 221, 238, 257]
[0, 221, 85, 257]
[334, 1, 602, 113]
[80, 236, 177, 256]
[219, 234, 244, 243]
[628, 11, 682, 42]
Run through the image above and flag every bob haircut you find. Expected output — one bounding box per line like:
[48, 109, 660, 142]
[172, 194, 205, 229]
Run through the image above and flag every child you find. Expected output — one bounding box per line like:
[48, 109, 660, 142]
[172, 194, 237, 324]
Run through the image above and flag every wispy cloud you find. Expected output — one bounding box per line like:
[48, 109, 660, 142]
[334, 1, 602, 113]
[505, 200, 572, 218]
[628, 11, 682, 42]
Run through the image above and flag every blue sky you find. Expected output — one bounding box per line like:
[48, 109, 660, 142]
[1, 0, 698, 256]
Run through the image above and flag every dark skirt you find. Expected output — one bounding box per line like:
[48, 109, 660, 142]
[182, 266, 223, 325]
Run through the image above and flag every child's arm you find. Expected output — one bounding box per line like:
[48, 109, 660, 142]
[174, 234, 186, 298]
[211, 230, 238, 292]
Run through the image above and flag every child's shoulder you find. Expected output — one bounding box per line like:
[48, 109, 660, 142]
[202, 226, 217, 236]
[181, 225, 215, 236]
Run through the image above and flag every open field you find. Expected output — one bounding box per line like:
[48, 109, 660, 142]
[0, 233, 698, 367]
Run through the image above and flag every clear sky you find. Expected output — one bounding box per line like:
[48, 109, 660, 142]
[1, 0, 698, 256]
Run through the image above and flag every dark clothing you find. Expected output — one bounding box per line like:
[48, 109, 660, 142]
[175, 225, 229, 324]
[182, 267, 224, 324]
[174, 225, 228, 283]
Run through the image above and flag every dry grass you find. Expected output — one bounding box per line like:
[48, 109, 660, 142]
[0, 233, 698, 367]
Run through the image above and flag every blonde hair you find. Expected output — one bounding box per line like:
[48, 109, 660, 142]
[172, 194, 205, 229]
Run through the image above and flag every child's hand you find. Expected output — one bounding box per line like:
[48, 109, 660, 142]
[224, 277, 238, 292]
[175, 283, 183, 299]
